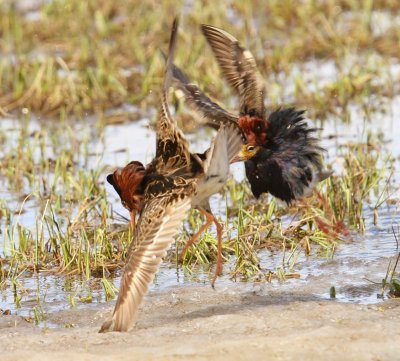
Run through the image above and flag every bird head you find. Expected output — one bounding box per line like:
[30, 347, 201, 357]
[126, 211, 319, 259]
[238, 115, 268, 145]
[231, 143, 263, 163]
[106, 161, 146, 213]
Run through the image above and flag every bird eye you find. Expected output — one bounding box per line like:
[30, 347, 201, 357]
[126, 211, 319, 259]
[247, 145, 255, 151]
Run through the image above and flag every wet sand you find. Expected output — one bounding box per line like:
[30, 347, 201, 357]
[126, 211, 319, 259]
[1, 284, 399, 361]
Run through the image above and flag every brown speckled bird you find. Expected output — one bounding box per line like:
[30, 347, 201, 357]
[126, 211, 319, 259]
[172, 24, 331, 204]
[100, 19, 243, 333]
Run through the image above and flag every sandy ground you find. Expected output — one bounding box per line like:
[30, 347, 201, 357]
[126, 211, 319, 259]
[0, 284, 399, 361]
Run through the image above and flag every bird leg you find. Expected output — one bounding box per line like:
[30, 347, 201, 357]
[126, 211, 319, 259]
[180, 209, 213, 261]
[180, 207, 224, 288]
[210, 212, 223, 289]
[129, 210, 137, 232]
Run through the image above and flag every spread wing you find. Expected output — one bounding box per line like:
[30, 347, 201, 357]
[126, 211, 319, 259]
[99, 176, 195, 332]
[155, 18, 199, 175]
[201, 24, 265, 119]
[202, 123, 244, 177]
[192, 123, 243, 209]
[171, 63, 239, 129]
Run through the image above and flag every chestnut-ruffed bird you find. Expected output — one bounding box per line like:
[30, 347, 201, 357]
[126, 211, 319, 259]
[100, 19, 243, 333]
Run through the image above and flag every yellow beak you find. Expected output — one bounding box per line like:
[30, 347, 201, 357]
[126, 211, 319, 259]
[231, 145, 256, 163]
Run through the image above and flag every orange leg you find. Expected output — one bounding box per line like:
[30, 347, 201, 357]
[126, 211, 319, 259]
[180, 209, 213, 261]
[181, 207, 224, 288]
[129, 210, 136, 232]
[211, 214, 223, 289]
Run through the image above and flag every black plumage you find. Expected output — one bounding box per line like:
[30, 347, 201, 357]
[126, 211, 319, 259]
[244, 108, 326, 203]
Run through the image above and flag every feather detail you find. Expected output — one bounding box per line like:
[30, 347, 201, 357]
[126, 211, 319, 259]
[154, 18, 203, 176]
[100, 177, 195, 332]
[201, 24, 265, 118]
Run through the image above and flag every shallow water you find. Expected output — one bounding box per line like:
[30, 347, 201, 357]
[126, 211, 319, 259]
[1, 96, 399, 327]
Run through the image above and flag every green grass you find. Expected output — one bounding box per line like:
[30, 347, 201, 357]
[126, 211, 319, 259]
[175, 135, 394, 281]
[1, 115, 392, 285]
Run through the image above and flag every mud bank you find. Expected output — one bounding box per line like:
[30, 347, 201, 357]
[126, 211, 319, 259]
[1, 285, 399, 361]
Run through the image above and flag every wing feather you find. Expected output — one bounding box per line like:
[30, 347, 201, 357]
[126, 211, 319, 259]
[191, 123, 243, 208]
[203, 123, 244, 178]
[99, 178, 194, 332]
[171, 63, 239, 128]
[155, 18, 200, 175]
[201, 24, 265, 118]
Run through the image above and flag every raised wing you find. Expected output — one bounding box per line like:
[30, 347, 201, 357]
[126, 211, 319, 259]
[202, 123, 244, 178]
[155, 18, 196, 175]
[201, 24, 265, 119]
[191, 123, 243, 210]
[171, 63, 239, 129]
[99, 176, 195, 332]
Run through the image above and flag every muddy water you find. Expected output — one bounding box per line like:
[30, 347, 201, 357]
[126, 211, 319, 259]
[1, 98, 399, 327]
